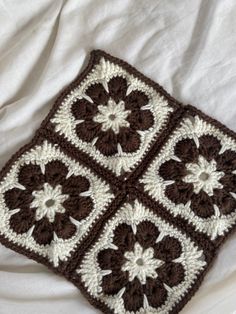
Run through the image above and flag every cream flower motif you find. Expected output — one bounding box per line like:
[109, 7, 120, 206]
[93, 99, 131, 134]
[122, 242, 163, 284]
[31, 183, 69, 222]
[183, 156, 224, 196]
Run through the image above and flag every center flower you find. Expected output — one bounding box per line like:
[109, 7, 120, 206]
[93, 98, 131, 134]
[121, 242, 164, 284]
[183, 155, 224, 196]
[30, 183, 69, 222]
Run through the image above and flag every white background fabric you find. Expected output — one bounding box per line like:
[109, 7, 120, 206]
[0, 1, 236, 313]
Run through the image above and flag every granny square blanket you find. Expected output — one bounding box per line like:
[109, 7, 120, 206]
[1, 50, 236, 314]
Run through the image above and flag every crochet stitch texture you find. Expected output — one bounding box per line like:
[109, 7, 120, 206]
[0, 50, 236, 314]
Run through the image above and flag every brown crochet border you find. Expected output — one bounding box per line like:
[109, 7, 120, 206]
[69, 190, 215, 314]
[39, 49, 182, 182]
[137, 105, 236, 248]
[0, 50, 235, 314]
[0, 134, 124, 275]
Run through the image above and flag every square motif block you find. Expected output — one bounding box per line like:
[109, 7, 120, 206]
[140, 105, 236, 243]
[45, 50, 180, 177]
[0, 137, 114, 269]
[72, 199, 210, 314]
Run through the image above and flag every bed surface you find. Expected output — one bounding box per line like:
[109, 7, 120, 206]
[0, 1, 236, 313]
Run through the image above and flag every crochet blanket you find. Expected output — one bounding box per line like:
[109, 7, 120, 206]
[0, 50, 236, 314]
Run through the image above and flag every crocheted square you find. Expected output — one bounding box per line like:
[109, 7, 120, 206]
[42, 50, 180, 177]
[0, 137, 114, 270]
[0, 50, 236, 314]
[140, 105, 236, 245]
[69, 198, 213, 314]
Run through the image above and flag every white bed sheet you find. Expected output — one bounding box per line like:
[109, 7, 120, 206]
[0, 1, 236, 313]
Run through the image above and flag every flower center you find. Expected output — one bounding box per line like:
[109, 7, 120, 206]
[30, 183, 69, 223]
[136, 258, 144, 266]
[45, 199, 55, 207]
[183, 156, 224, 196]
[199, 172, 209, 181]
[93, 99, 131, 134]
[108, 114, 116, 121]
